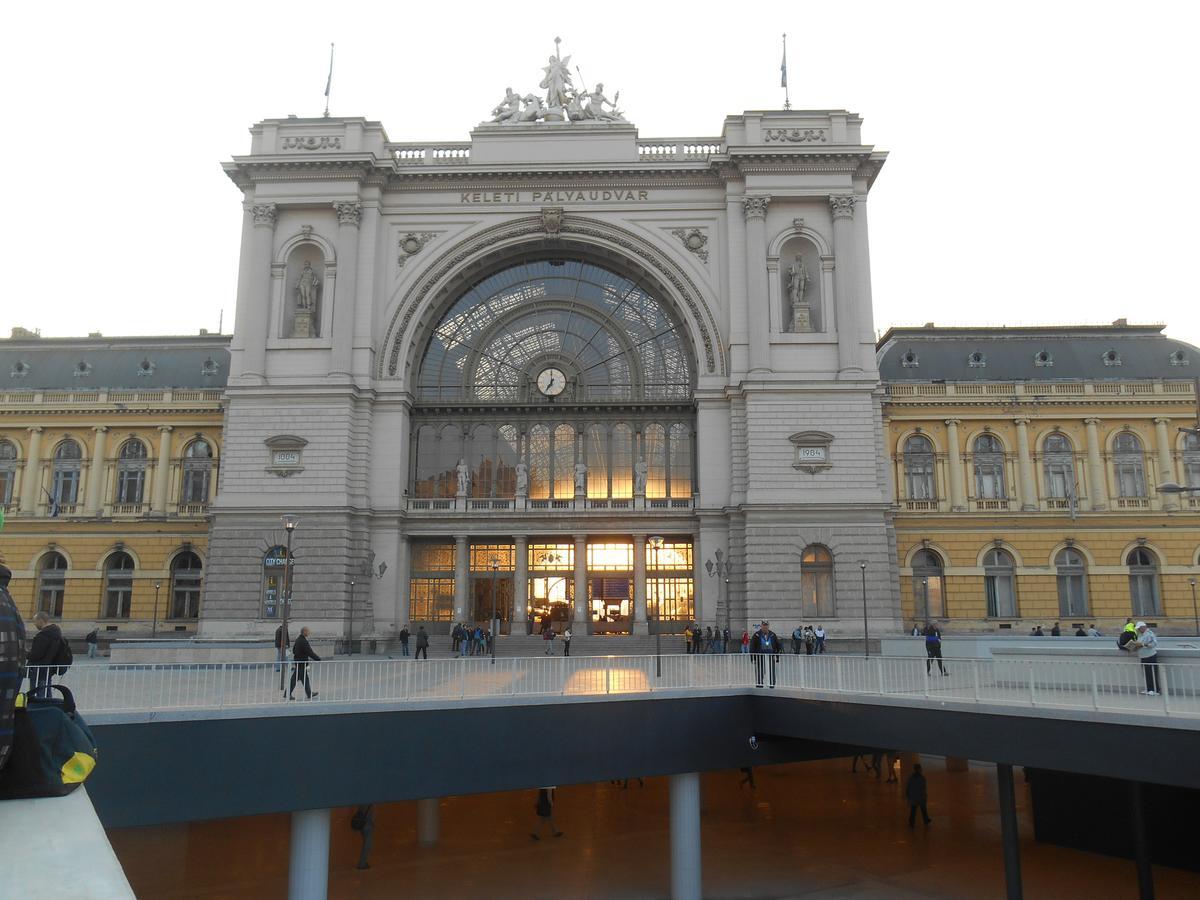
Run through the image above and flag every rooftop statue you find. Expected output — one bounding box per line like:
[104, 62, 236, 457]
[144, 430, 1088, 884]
[486, 37, 627, 126]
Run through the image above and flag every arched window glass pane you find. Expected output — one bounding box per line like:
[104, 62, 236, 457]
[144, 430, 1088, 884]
[495, 425, 519, 497]
[0, 440, 16, 507]
[170, 551, 203, 619]
[1184, 433, 1200, 488]
[528, 425, 551, 499]
[611, 424, 633, 499]
[1127, 548, 1160, 616]
[1114, 433, 1146, 497]
[668, 424, 692, 499]
[644, 424, 667, 499]
[37, 551, 67, 617]
[552, 424, 575, 499]
[261, 545, 291, 619]
[103, 551, 135, 619]
[911, 549, 945, 620]
[973, 434, 1006, 499]
[1055, 548, 1089, 616]
[469, 424, 496, 498]
[116, 439, 148, 505]
[413, 425, 439, 498]
[903, 436, 936, 500]
[1043, 434, 1074, 499]
[984, 548, 1017, 617]
[181, 439, 213, 505]
[586, 424, 608, 499]
[51, 439, 82, 508]
[800, 545, 834, 618]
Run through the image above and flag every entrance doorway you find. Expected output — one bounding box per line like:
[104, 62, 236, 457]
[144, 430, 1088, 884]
[529, 575, 573, 633]
[470, 577, 513, 632]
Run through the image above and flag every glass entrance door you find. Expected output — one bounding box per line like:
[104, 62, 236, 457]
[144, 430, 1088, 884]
[471, 577, 513, 631]
[529, 575, 573, 633]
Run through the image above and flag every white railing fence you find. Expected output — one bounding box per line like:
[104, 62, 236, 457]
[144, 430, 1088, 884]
[22, 654, 1200, 718]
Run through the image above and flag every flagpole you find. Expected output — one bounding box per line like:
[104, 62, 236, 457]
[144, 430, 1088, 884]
[781, 33, 791, 110]
[323, 43, 335, 117]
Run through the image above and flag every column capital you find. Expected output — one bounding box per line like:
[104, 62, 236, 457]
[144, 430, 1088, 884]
[93, 425, 108, 434]
[1153, 416, 1172, 425]
[1084, 417, 1103, 426]
[333, 201, 363, 228]
[27, 425, 43, 434]
[158, 425, 174, 433]
[454, 533, 469, 543]
[573, 533, 588, 543]
[251, 203, 277, 227]
[513, 533, 529, 544]
[943, 418, 962, 427]
[1013, 417, 1031, 426]
[829, 195, 856, 219]
[741, 195, 770, 220]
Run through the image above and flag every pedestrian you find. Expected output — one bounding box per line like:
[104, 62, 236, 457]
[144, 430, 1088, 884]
[275, 621, 290, 672]
[542, 623, 555, 655]
[791, 625, 803, 655]
[740, 630, 750, 654]
[451, 623, 462, 653]
[870, 751, 884, 779]
[1074, 625, 1087, 637]
[722, 627, 732, 654]
[705, 626, 715, 653]
[911, 623, 921, 637]
[1118, 619, 1137, 653]
[85, 627, 99, 659]
[1087, 624, 1102, 637]
[738, 766, 756, 789]
[530, 787, 564, 840]
[684, 624, 693, 654]
[398, 624, 410, 657]
[906, 763, 931, 827]
[1133, 621, 1160, 695]
[815, 625, 826, 654]
[1032, 625, 1044, 637]
[562, 626, 572, 657]
[26, 611, 67, 697]
[415, 625, 429, 660]
[0, 564, 27, 778]
[351, 804, 375, 870]
[750, 620, 781, 688]
[803, 625, 816, 656]
[1050, 621, 1062, 637]
[692, 625, 704, 656]
[289, 626, 320, 699]
[923, 621, 948, 676]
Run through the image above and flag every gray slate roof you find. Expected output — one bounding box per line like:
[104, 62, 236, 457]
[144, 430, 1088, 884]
[0, 335, 231, 390]
[877, 325, 1199, 382]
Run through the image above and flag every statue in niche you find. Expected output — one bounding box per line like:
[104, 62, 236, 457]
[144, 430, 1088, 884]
[292, 260, 320, 338]
[786, 259, 813, 333]
[574, 462, 588, 494]
[515, 461, 529, 496]
[633, 458, 648, 497]
[456, 458, 470, 496]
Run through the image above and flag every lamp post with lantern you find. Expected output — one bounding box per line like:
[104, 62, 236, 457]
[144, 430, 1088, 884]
[279, 515, 298, 693]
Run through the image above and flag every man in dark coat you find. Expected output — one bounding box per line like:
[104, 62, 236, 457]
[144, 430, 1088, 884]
[749, 621, 781, 688]
[0, 564, 27, 776]
[289, 626, 320, 699]
[27, 611, 65, 696]
[415, 626, 429, 660]
[398, 624, 411, 657]
[906, 763, 931, 827]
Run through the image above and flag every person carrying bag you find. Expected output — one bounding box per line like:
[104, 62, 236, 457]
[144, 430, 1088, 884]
[0, 684, 99, 800]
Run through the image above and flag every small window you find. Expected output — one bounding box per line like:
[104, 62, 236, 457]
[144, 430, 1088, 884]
[10, 360, 30, 378]
[901, 349, 919, 368]
[201, 357, 220, 376]
[73, 359, 92, 377]
[170, 551, 204, 619]
[136, 358, 156, 377]
[1169, 349, 1189, 367]
[1102, 349, 1122, 367]
[903, 436, 937, 500]
[968, 351, 987, 368]
[37, 551, 67, 617]
[1034, 350, 1054, 367]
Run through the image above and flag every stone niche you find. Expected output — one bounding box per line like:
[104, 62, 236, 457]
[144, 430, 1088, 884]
[284, 243, 325, 338]
[778, 236, 823, 333]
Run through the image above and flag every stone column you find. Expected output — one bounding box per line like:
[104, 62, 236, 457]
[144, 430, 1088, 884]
[453, 535, 469, 622]
[240, 203, 277, 381]
[19, 426, 43, 514]
[632, 534, 648, 635]
[152, 425, 173, 514]
[742, 196, 771, 375]
[513, 535, 529, 635]
[288, 807, 331, 900]
[396, 535, 411, 629]
[669, 772, 702, 900]
[1154, 417, 1179, 510]
[944, 419, 967, 512]
[573, 533, 588, 627]
[330, 201, 362, 376]
[417, 798, 440, 849]
[83, 426, 108, 517]
[1084, 418, 1108, 511]
[726, 193, 749, 376]
[1013, 418, 1037, 511]
[829, 195, 862, 377]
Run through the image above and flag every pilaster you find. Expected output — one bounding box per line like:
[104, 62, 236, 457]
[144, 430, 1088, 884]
[1084, 418, 1108, 511]
[330, 201, 362, 376]
[152, 426, 173, 514]
[573, 533, 588, 627]
[240, 203, 277, 381]
[513, 534, 529, 634]
[453, 534, 469, 622]
[1013, 418, 1037, 511]
[742, 196, 771, 375]
[829, 195, 862, 377]
[944, 419, 967, 512]
[19, 426, 43, 514]
[83, 426, 108, 517]
[632, 534, 648, 634]
[1153, 417, 1179, 510]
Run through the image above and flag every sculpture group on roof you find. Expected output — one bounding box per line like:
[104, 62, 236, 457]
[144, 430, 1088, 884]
[487, 37, 627, 126]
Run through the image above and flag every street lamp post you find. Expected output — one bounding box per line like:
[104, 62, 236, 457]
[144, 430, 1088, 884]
[490, 556, 500, 664]
[348, 579, 357, 656]
[1191, 578, 1199, 638]
[859, 561, 869, 657]
[921, 577, 929, 625]
[648, 536, 663, 675]
[705, 548, 734, 645]
[152, 581, 161, 638]
[280, 515, 298, 694]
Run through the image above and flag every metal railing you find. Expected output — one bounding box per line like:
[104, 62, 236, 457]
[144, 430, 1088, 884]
[27, 654, 1200, 720]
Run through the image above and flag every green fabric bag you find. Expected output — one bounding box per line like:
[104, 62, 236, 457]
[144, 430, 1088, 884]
[0, 684, 98, 800]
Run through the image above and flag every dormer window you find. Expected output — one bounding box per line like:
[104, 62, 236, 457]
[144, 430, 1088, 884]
[1034, 350, 1053, 367]
[1102, 349, 1122, 367]
[1169, 349, 1189, 367]
[200, 357, 220, 376]
[967, 351, 987, 368]
[900, 349, 919, 368]
[137, 358, 156, 377]
[73, 360, 92, 377]
[10, 360, 30, 378]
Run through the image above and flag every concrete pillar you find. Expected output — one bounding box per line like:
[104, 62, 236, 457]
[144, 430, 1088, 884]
[330, 202, 362, 376]
[19, 426, 43, 515]
[996, 764, 1024, 900]
[1130, 781, 1154, 900]
[742, 196, 771, 375]
[1154, 417, 1178, 511]
[454, 534, 469, 622]
[240, 203, 277, 382]
[152, 425, 173, 514]
[1084, 418, 1108, 511]
[1014, 418, 1037, 511]
[513, 535, 529, 634]
[83, 426, 108, 517]
[669, 772, 702, 900]
[417, 798, 440, 848]
[946, 757, 969, 773]
[830, 195, 862, 377]
[573, 533, 588, 627]
[633, 534, 648, 635]
[726, 192, 749, 376]
[944, 419, 967, 512]
[287, 807, 331, 900]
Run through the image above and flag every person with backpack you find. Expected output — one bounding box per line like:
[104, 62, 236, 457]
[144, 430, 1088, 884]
[542, 623, 555, 655]
[27, 612, 70, 697]
[1118, 620, 1138, 653]
[85, 628, 99, 659]
[0, 564, 27, 777]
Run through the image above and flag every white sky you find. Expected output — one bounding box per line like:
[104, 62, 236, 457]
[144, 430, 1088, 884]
[4, 1, 1198, 345]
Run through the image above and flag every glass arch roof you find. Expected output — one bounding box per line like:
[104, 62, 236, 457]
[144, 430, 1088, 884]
[415, 259, 693, 403]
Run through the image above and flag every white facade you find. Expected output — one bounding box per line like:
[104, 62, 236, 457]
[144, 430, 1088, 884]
[201, 104, 899, 640]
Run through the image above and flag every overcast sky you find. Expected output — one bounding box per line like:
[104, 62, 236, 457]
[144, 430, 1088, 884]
[4, 1, 1198, 346]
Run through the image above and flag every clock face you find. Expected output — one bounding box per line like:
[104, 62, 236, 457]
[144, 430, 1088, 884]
[536, 367, 567, 397]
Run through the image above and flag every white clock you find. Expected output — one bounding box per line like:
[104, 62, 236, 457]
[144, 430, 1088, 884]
[536, 367, 567, 397]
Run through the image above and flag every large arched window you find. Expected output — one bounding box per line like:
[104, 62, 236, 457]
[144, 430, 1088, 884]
[1114, 432, 1146, 498]
[983, 548, 1017, 617]
[37, 551, 67, 617]
[643, 423, 667, 499]
[102, 551, 135, 619]
[1184, 433, 1200, 488]
[973, 434, 1006, 499]
[552, 424, 575, 499]
[1127, 547, 1161, 617]
[1043, 433, 1074, 499]
[170, 551, 204, 619]
[912, 549, 945, 620]
[115, 439, 148, 506]
[51, 439, 82, 509]
[800, 545, 835, 618]
[181, 439, 214, 505]
[903, 436, 936, 500]
[668, 423, 693, 499]
[1055, 548, 1089, 617]
[0, 439, 16, 508]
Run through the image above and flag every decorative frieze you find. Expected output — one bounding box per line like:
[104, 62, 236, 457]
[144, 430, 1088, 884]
[828, 195, 856, 219]
[764, 128, 827, 143]
[281, 135, 343, 151]
[742, 196, 770, 220]
[670, 227, 709, 263]
[397, 232, 437, 269]
[251, 203, 277, 227]
[333, 201, 362, 228]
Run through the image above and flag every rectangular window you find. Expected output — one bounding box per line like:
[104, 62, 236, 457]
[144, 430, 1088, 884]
[38, 579, 65, 617]
[648, 577, 694, 621]
[1057, 574, 1089, 617]
[0, 470, 14, 505]
[469, 543, 515, 571]
[410, 578, 455, 621]
[646, 541, 692, 571]
[587, 543, 633, 571]
[529, 544, 573, 571]
[1117, 464, 1145, 498]
[52, 469, 79, 505]
[104, 579, 133, 618]
[985, 574, 1016, 617]
[182, 468, 210, 503]
[116, 469, 145, 505]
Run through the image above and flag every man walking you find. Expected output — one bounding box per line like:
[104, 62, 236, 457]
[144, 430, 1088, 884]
[815, 625, 827, 654]
[27, 612, 67, 697]
[906, 763, 931, 827]
[415, 626, 429, 660]
[85, 627, 99, 659]
[924, 621, 948, 676]
[562, 626, 572, 657]
[289, 626, 320, 699]
[398, 624, 410, 657]
[750, 621, 780, 688]
[351, 804, 375, 869]
[530, 786, 564, 840]
[1133, 621, 1160, 695]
